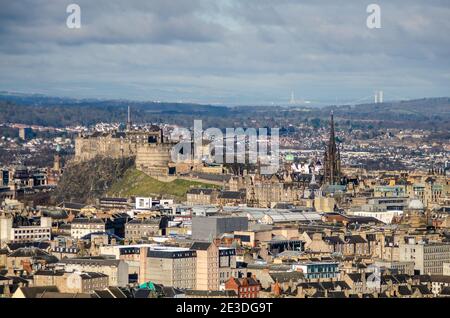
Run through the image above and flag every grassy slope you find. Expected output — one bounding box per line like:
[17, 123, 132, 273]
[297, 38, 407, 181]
[107, 168, 219, 200]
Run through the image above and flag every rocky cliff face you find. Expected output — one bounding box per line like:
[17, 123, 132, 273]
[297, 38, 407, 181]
[53, 156, 135, 204]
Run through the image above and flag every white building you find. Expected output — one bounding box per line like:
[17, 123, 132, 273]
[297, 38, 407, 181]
[70, 218, 107, 239]
[348, 197, 407, 224]
[0, 213, 51, 243]
[399, 238, 450, 275]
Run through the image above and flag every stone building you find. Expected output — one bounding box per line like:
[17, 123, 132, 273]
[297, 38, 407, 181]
[186, 188, 219, 205]
[191, 242, 220, 291]
[125, 218, 160, 241]
[33, 270, 109, 293]
[59, 258, 128, 287]
[139, 246, 197, 289]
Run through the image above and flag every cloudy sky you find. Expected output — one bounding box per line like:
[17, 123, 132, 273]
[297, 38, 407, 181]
[0, 0, 449, 105]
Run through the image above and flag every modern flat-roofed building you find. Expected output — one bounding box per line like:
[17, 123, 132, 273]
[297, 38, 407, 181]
[0, 213, 51, 243]
[192, 216, 248, 241]
[348, 197, 408, 224]
[292, 261, 340, 280]
[373, 259, 415, 275]
[399, 239, 450, 275]
[140, 246, 197, 289]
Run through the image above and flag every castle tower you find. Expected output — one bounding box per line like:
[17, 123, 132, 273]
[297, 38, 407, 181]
[323, 112, 341, 185]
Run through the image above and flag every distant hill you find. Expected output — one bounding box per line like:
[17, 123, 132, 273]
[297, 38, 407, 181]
[328, 97, 450, 120]
[0, 92, 448, 129]
[0, 92, 229, 127]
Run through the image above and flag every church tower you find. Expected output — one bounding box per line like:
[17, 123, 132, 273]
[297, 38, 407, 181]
[323, 112, 341, 184]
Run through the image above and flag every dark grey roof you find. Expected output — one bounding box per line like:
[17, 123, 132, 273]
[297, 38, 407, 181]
[60, 258, 121, 267]
[324, 236, 344, 244]
[134, 289, 154, 298]
[17, 286, 59, 298]
[344, 235, 367, 244]
[328, 291, 347, 298]
[346, 273, 363, 283]
[413, 274, 432, 283]
[192, 172, 231, 182]
[412, 285, 432, 295]
[94, 290, 115, 298]
[218, 191, 245, 200]
[107, 286, 127, 298]
[7, 242, 51, 251]
[127, 218, 160, 225]
[440, 286, 450, 296]
[190, 242, 212, 251]
[38, 291, 92, 298]
[162, 286, 185, 298]
[397, 286, 412, 296]
[71, 218, 104, 224]
[34, 270, 65, 277]
[185, 290, 237, 297]
[42, 209, 68, 219]
[430, 275, 450, 283]
[80, 272, 109, 280]
[8, 248, 59, 263]
[0, 275, 10, 281]
[269, 271, 304, 283]
[187, 188, 215, 195]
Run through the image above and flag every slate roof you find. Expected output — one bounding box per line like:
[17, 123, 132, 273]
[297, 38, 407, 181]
[218, 191, 245, 200]
[0, 248, 9, 255]
[7, 242, 51, 251]
[344, 235, 367, 244]
[412, 285, 433, 295]
[328, 291, 347, 298]
[324, 236, 344, 244]
[187, 188, 215, 195]
[397, 286, 412, 296]
[107, 286, 127, 298]
[71, 218, 104, 224]
[38, 291, 92, 298]
[269, 271, 305, 283]
[185, 290, 237, 297]
[60, 258, 121, 267]
[17, 286, 59, 298]
[190, 242, 212, 251]
[94, 290, 115, 298]
[430, 275, 450, 284]
[346, 273, 363, 283]
[440, 286, 450, 296]
[8, 248, 59, 263]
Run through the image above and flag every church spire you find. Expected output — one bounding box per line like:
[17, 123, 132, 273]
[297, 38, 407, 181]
[324, 111, 341, 185]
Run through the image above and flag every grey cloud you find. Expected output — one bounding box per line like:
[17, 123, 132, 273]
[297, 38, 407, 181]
[0, 0, 448, 104]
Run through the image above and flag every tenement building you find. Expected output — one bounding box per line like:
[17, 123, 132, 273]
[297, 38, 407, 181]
[399, 238, 450, 275]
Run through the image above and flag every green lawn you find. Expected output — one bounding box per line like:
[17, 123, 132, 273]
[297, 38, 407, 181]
[107, 168, 218, 200]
